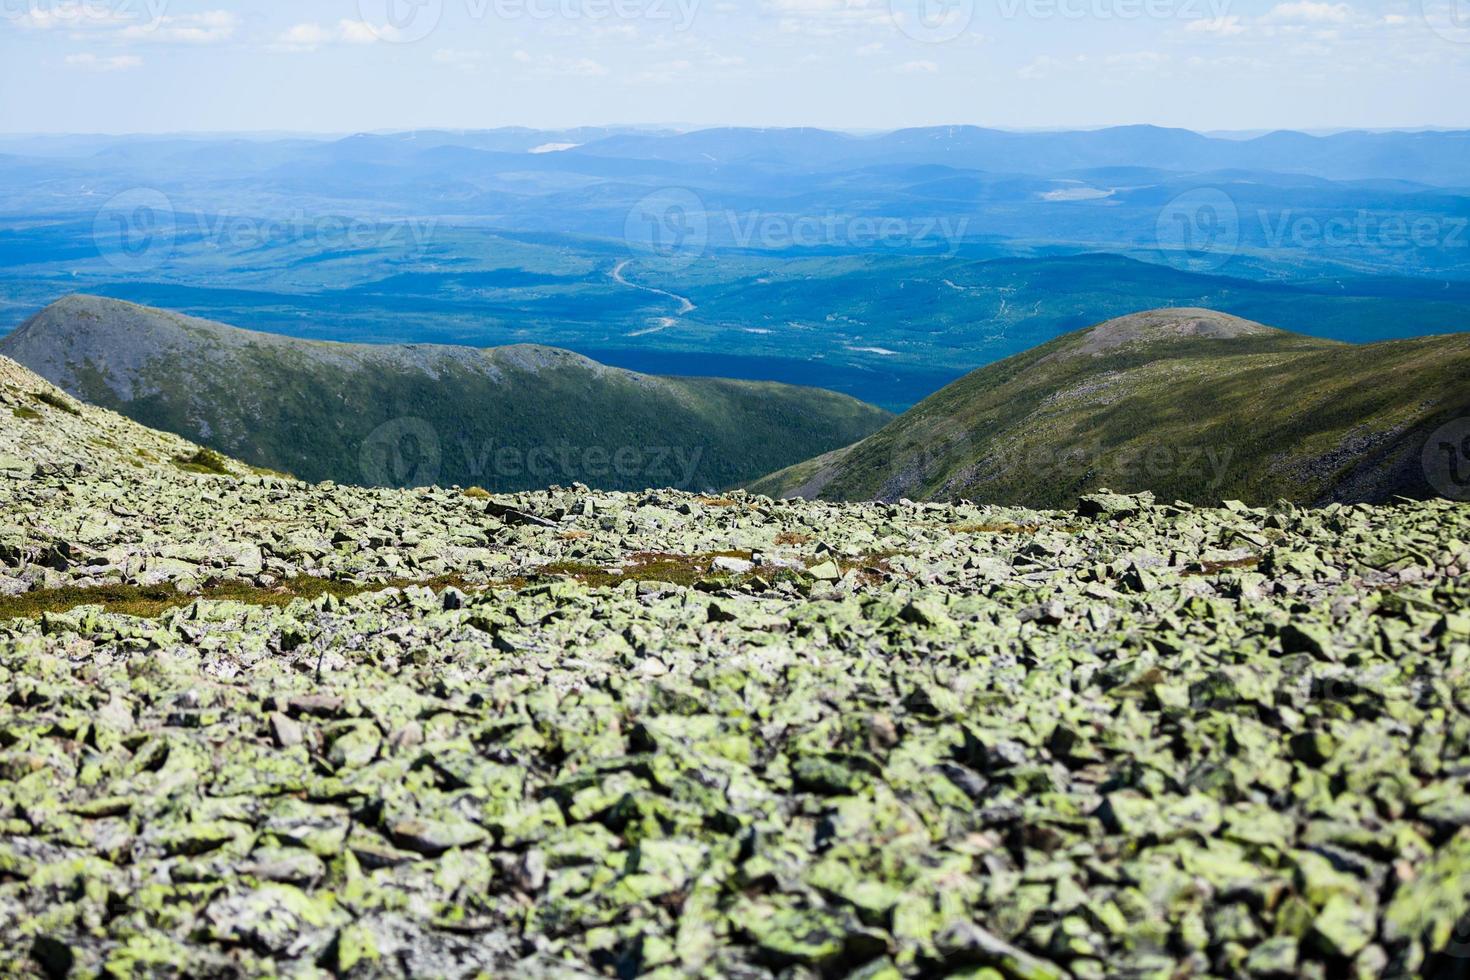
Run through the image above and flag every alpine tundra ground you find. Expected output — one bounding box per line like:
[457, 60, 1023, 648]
[2, 355, 1470, 978]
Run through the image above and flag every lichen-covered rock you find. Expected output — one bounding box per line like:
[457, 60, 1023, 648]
[2, 376, 1470, 976]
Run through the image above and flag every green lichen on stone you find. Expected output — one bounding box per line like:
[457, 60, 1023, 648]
[1, 381, 1469, 978]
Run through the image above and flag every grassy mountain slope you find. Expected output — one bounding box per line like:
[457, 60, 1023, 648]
[0, 352, 256, 481]
[0, 296, 890, 491]
[750, 308, 1470, 506]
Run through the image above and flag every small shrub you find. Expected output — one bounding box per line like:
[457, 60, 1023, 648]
[462, 486, 492, 499]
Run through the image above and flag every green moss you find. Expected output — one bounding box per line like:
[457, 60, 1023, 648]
[172, 448, 232, 476]
[1182, 556, 1262, 577]
[530, 550, 904, 591]
[0, 574, 477, 622]
[30, 390, 80, 416]
[952, 522, 1040, 535]
[538, 551, 755, 589]
[11, 407, 41, 422]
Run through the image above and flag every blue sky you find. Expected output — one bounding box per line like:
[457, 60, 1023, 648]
[3, 0, 1469, 133]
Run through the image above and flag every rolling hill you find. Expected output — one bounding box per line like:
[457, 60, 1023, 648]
[749, 308, 1470, 507]
[0, 296, 890, 491]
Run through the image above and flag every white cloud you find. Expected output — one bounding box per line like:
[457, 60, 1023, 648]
[338, 20, 385, 44]
[567, 57, 609, 76]
[273, 23, 333, 51]
[855, 42, 885, 56]
[897, 59, 938, 73]
[1105, 51, 1171, 70]
[119, 11, 239, 45]
[634, 58, 691, 82]
[1186, 15, 1246, 36]
[510, 50, 610, 77]
[272, 20, 394, 52]
[433, 48, 486, 67]
[65, 52, 143, 71]
[1263, 1, 1352, 23]
[1017, 55, 1062, 80]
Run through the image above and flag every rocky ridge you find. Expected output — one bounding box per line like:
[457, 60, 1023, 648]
[1, 358, 1470, 977]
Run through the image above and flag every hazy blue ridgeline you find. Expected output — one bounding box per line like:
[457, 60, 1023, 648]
[1, 126, 1468, 410]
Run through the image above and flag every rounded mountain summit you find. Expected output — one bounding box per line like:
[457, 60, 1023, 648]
[0, 295, 891, 492]
[749, 308, 1470, 507]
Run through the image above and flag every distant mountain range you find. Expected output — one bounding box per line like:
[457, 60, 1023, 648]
[7, 125, 1465, 184]
[750, 309, 1470, 507]
[562, 125, 1470, 186]
[0, 296, 889, 491]
[4, 125, 1470, 378]
[2, 125, 1467, 281]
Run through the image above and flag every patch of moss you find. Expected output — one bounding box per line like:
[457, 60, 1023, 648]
[11, 407, 41, 422]
[1183, 556, 1261, 577]
[172, 448, 232, 476]
[834, 551, 904, 585]
[537, 551, 756, 589]
[953, 522, 1041, 535]
[695, 496, 742, 508]
[0, 574, 479, 622]
[462, 487, 492, 499]
[31, 390, 80, 416]
[531, 549, 908, 591]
